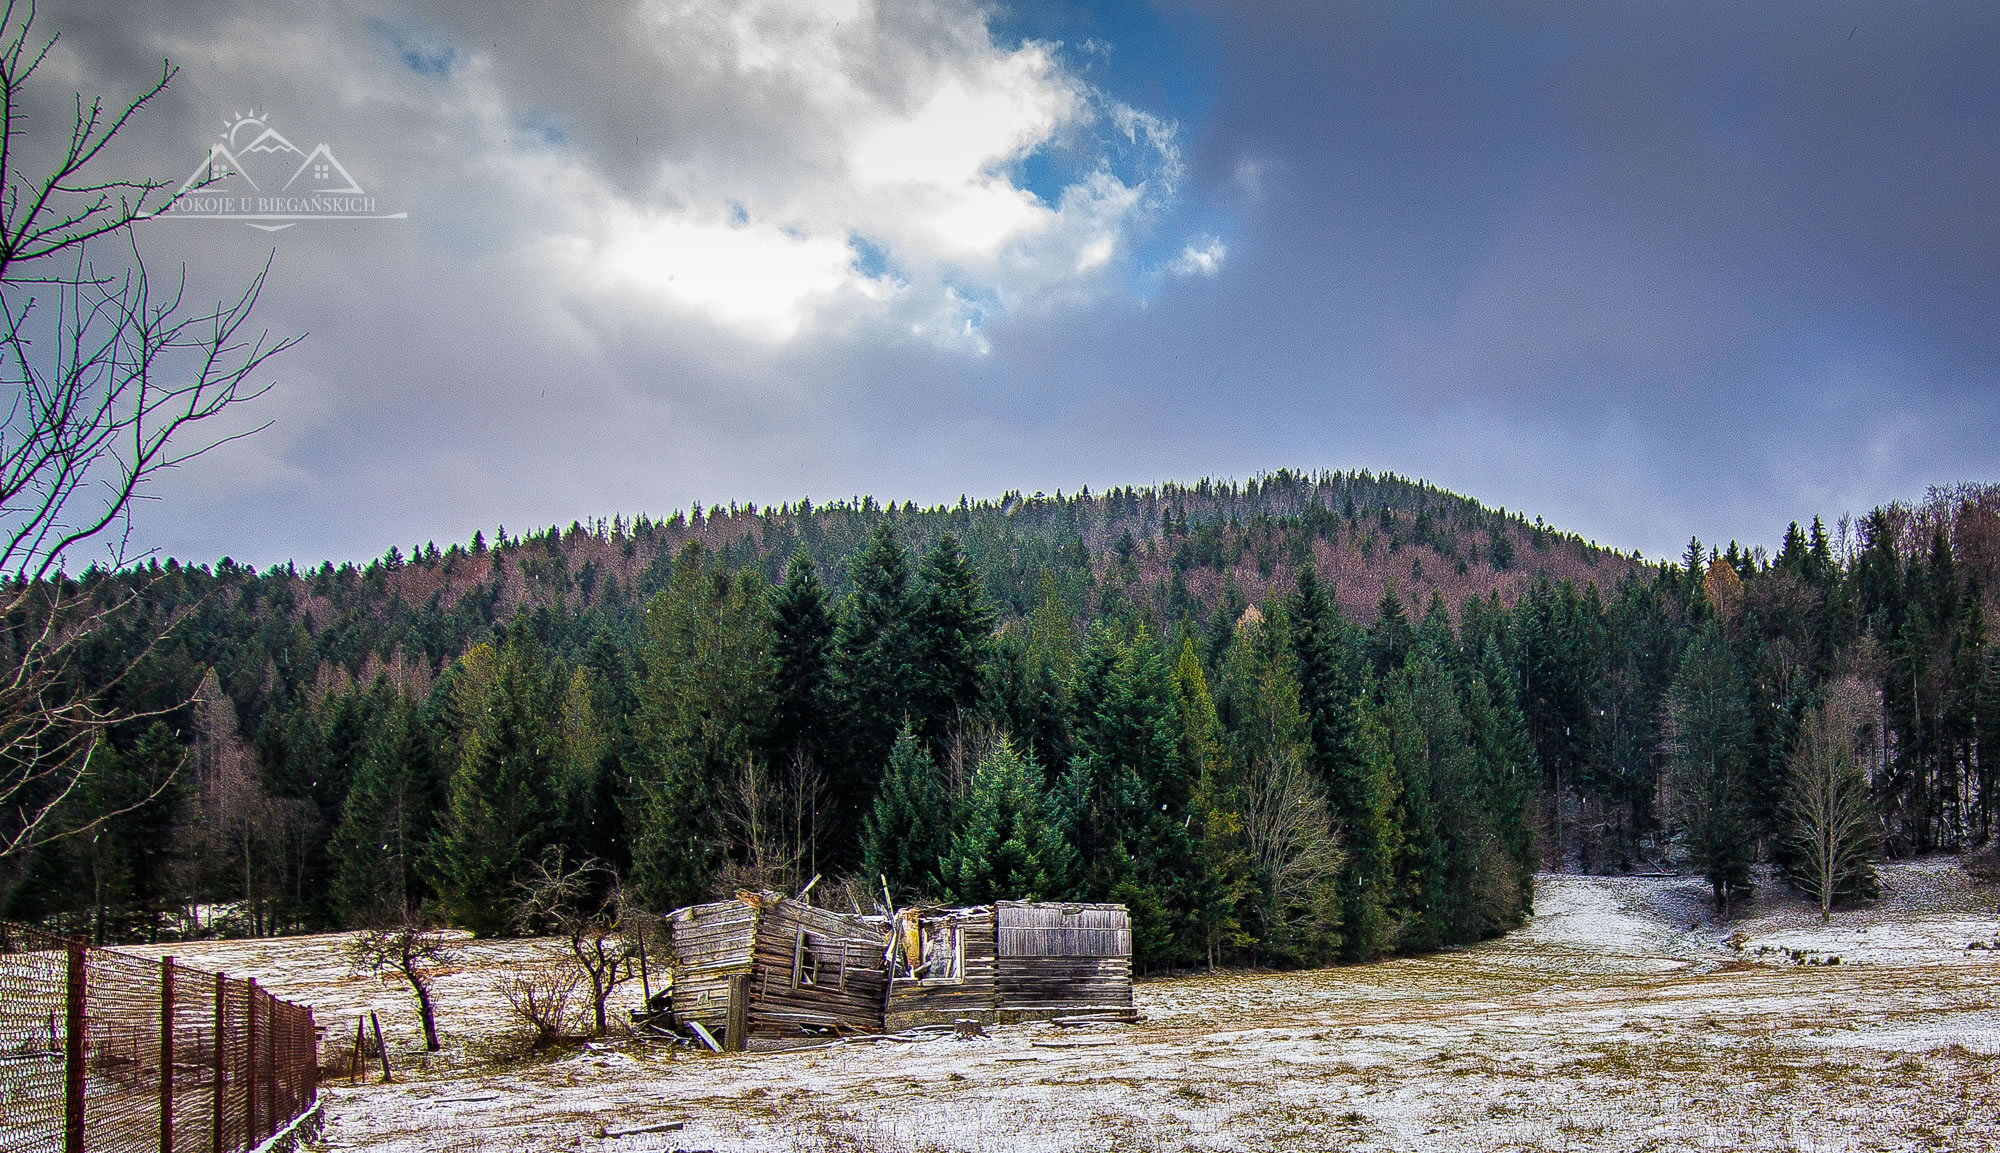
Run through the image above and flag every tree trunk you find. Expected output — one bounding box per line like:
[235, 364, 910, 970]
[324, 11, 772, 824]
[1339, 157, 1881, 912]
[408, 974, 441, 1051]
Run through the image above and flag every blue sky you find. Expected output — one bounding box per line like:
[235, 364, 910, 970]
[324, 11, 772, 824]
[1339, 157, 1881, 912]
[27, 0, 2000, 568]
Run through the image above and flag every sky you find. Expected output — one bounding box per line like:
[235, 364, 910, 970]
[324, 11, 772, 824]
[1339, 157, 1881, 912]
[17, 0, 2000, 568]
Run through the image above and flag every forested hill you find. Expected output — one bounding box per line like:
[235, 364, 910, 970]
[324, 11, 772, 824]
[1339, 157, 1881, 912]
[7, 470, 1998, 976]
[90, 469, 1631, 727]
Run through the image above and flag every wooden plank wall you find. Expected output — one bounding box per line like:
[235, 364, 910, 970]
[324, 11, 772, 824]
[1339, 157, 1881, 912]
[884, 908, 999, 1030]
[993, 954, 1135, 1021]
[993, 901, 1135, 1022]
[663, 898, 758, 1031]
[995, 902, 1133, 957]
[744, 899, 887, 1046]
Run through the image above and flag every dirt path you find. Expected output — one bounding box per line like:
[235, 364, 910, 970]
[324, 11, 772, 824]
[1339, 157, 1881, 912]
[148, 862, 2000, 1152]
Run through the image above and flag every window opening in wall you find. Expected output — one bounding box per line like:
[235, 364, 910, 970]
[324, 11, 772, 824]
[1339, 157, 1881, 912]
[794, 927, 820, 987]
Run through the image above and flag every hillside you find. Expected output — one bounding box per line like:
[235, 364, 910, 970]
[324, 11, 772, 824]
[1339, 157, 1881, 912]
[168, 469, 1638, 703]
[10, 470, 1996, 967]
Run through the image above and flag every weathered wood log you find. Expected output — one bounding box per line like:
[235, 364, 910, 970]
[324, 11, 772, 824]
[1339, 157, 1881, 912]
[600, 1120, 684, 1139]
[686, 1022, 722, 1052]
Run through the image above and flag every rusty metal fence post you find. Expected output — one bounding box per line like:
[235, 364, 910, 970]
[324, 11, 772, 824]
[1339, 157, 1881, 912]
[160, 957, 176, 1153]
[212, 972, 227, 1153]
[64, 938, 85, 1153]
[244, 979, 259, 1147]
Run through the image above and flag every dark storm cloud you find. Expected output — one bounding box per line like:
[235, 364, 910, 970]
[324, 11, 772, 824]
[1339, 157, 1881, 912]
[1048, 0, 2000, 553]
[19, 0, 2000, 567]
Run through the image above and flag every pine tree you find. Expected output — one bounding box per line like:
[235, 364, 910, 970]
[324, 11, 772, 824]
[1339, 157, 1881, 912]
[1666, 621, 1755, 912]
[912, 533, 994, 745]
[330, 681, 442, 924]
[834, 522, 925, 839]
[429, 622, 596, 935]
[862, 726, 952, 901]
[942, 741, 1074, 904]
[1174, 637, 1252, 968]
[626, 545, 773, 912]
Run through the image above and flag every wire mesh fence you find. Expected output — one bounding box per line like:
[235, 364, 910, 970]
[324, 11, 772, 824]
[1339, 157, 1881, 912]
[0, 922, 318, 1153]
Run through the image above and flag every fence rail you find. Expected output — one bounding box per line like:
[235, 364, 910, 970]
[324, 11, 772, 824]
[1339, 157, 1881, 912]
[0, 922, 318, 1153]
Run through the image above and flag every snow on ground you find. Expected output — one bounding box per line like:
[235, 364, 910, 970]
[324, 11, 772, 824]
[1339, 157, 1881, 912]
[140, 860, 2000, 1153]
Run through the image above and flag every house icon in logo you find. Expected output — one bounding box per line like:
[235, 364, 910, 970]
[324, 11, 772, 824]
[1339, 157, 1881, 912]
[283, 143, 365, 196]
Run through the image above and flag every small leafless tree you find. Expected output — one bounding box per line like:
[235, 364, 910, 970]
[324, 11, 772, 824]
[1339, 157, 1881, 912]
[513, 848, 639, 1035]
[494, 964, 584, 1051]
[0, 3, 296, 860]
[348, 919, 461, 1052]
[721, 753, 807, 895]
[1784, 677, 1882, 921]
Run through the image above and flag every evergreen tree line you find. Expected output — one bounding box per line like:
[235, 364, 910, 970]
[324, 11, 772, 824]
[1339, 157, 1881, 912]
[5, 481, 1997, 959]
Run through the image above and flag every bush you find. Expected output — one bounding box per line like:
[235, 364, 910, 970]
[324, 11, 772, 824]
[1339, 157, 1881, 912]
[493, 964, 584, 1051]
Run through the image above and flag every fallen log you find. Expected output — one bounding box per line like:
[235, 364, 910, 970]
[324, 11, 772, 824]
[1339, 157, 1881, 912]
[600, 1120, 685, 1139]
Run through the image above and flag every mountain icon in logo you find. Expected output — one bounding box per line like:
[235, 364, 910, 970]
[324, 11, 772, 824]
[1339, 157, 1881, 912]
[162, 111, 403, 230]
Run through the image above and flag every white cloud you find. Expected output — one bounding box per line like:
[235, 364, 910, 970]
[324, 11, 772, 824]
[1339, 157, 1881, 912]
[436, 0, 1183, 351]
[1167, 235, 1226, 277]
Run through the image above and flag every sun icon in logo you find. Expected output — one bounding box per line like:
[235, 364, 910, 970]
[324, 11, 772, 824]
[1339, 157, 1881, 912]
[222, 111, 264, 147]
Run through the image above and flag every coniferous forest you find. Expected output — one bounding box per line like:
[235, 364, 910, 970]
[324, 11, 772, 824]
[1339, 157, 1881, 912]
[5, 469, 1996, 972]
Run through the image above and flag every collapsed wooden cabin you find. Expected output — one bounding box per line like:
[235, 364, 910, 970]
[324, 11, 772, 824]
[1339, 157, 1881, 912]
[885, 901, 1134, 1031]
[660, 892, 887, 1050]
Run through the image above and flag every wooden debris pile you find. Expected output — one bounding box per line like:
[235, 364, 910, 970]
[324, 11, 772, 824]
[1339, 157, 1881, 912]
[651, 893, 1135, 1052]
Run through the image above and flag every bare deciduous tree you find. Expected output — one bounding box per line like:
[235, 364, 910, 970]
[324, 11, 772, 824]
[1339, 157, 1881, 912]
[1784, 676, 1883, 922]
[1242, 739, 1344, 961]
[721, 753, 813, 896]
[0, 3, 296, 860]
[513, 848, 639, 1035]
[349, 919, 461, 1052]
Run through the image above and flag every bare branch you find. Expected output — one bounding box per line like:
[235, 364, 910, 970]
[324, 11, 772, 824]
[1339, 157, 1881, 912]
[0, 3, 293, 857]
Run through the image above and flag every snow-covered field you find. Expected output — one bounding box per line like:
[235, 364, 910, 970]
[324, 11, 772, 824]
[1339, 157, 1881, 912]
[140, 860, 2000, 1152]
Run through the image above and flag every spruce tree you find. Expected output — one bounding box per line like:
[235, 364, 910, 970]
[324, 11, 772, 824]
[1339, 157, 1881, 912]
[769, 551, 836, 777]
[1065, 626, 1204, 968]
[626, 545, 773, 911]
[428, 622, 595, 935]
[943, 741, 1073, 904]
[1667, 621, 1755, 911]
[834, 522, 924, 838]
[1368, 581, 1414, 676]
[913, 533, 994, 746]
[1339, 689, 1402, 960]
[862, 726, 952, 901]
[330, 682, 442, 924]
[1175, 637, 1251, 968]
[1467, 637, 1540, 916]
[1219, 609, 1343, 966]
[1287, 566, 1394, 960]
[1379, 665, 1442, 951]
